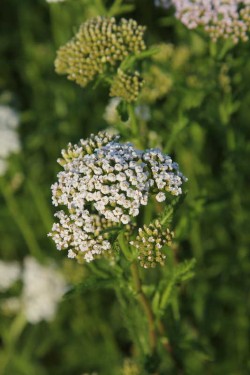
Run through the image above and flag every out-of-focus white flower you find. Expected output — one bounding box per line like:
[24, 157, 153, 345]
[134, 105, 151, 122]
[0, 261, 21, 291]
[103, 99, 150, 129]
[22, 257, 67, 324]
[1, 297, 21, 314]
[103, 98, 122, 125]
[0, 105, 20, 176]
[46, 0, 66, 3]
[155, 0, 172, 8]
[158, 0, 250, 44]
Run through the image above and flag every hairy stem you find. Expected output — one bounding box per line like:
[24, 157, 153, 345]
[127, 104, 138, 138]
[130, 261, 157, 354]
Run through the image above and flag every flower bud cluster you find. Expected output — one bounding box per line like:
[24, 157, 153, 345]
[165, 0, 250, 44]
[110, 69, 144, 102]
[55, 16, 146, 88]
[49, 132, 186, 263]
[130, 220, 174, 268]
[122, 359, 140, 375]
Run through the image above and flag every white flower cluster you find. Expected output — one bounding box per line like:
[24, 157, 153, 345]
[142, 148, 184, 201]
[49, 132, 186, 263]
[159, 0, 250, 43]
[46, 0, 66, 3]
[22, 257, 66, 323]
[0, 257, 66, 324]
[0, 105, 20, 176]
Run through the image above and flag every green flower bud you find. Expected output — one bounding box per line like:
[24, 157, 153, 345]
[55, 17, 146, 88]
[110, 69, 144, 103]
[130, 221, 174, 268]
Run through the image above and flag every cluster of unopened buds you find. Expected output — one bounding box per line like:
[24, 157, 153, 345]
[49, 132, 186, 264]
[55, 16, 146, 101]
[157, 0, 250, 43]
[130, 220, 174, 268]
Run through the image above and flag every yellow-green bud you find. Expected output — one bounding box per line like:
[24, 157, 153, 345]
[130, 221, 174, 268]
[55, 17, 146, 88]
[110, 69, 144, 103]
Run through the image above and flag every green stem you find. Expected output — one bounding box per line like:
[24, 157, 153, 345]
[127, 104, 145, 149]
[127, 104, 138, 137]
[118, 232, 133, 261]
[0, 182, 43, 260]
[94, 0, 107, 14]
[107, 0, 122, 16]
[27, 180, 53, 233]
[0, 313, 26, 375]
[88, 262, 110, 279]
[130, 261, 157, 354]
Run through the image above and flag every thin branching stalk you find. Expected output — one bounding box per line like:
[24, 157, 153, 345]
[0, 182, 43, 260]
[130, 261, 157, 354]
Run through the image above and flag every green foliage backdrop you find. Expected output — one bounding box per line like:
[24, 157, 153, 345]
[1, 1, 250, 374]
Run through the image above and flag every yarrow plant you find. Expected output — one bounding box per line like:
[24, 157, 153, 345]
[158, 0, 250, 43]
[55, 16, 146, 102]
[49, 132, 186, 263]
[49, 11, 195, 373]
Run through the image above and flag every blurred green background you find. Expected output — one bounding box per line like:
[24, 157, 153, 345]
[1, 0, 250, 374]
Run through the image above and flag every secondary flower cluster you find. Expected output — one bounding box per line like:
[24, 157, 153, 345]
[55, 17, 146, 101]
[0, 105, 20, 176]
[158, 0, 250, 43]
[49, 132, 186, 263]
[130, 220, 173, 268]
[110, 69, 144, 103]
[0, 258, 66, 323]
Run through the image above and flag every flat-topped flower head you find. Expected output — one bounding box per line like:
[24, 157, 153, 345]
[49, 132, 186, 263]
[159, 0, 250, 44]
[55, 17, 146, 88]
[130, 220, 174, 268]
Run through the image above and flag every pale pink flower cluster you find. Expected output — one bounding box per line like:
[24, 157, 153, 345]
[159, 0, 250, 43]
